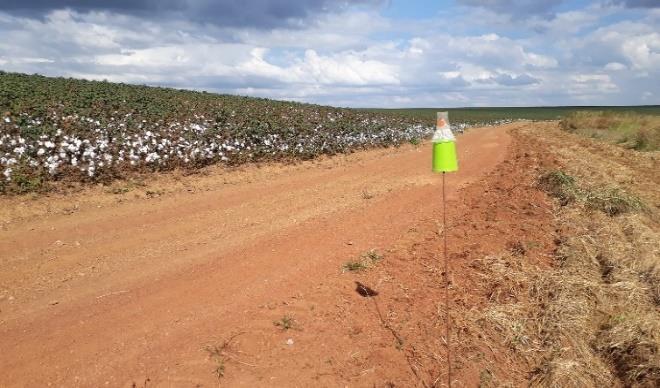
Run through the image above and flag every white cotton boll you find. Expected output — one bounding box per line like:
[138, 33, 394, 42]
[71, 157, 78, 166]
[45, 141, 55, 148]
[3, 117, 10, 123]
[145, 152, 160, 163]
[3, 167, 12, 181]
[48, 163, 59, 175]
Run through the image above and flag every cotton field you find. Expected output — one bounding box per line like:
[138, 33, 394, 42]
[0, 113, 433, 179]
[4, 72, 504, 193]
[0, 110, 436, 190]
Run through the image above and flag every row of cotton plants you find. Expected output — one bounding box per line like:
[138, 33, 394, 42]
[0, 112, 434, 190]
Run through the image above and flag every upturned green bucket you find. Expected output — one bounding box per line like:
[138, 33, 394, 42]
[432, 141, 458, 173]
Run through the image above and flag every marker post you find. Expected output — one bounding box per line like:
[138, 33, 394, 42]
[431, 112, 458, 388]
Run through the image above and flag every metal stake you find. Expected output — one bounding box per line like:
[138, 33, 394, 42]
[443, 171, 451, 388]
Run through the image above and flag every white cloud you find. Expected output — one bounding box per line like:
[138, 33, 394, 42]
[570, 20, 660, 72]
[228, 10, 390, 51]
[0, 2, 657, 107]
[621, 32, 660, 70]
[289, 50, 399, 85]
[525, 52, 558, 68]
[604, 62, 627, 70]
[571, 74, 619, 94]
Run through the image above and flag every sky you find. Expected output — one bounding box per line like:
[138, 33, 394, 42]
[0, 1, 658, 108]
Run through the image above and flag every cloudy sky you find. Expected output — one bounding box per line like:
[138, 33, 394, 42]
[0, 1, 658, 107]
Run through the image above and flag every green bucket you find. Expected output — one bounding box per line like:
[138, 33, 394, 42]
[432, 141, 458, 173]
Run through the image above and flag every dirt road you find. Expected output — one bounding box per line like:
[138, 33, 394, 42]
[0, 124, 513, 387]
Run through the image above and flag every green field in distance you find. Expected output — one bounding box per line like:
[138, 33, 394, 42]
[363, 106, 660, 125]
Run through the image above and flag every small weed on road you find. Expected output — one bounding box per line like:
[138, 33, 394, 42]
[342, 249, 383, 273]
[274, 315, 296, 330]
[204, 332, 243, 380]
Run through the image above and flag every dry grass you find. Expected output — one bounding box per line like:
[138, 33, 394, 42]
[471, 208, 660, 387]
[532, 126, 660, 387]
[596, 310, 660, 385]
[467, 124, 659, 387]
[470, 258, 539, 354]
[560, 111, 660, 151]
[529, 210, 620, 388]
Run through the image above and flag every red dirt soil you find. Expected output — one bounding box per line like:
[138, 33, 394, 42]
[0, 123, 556, 387]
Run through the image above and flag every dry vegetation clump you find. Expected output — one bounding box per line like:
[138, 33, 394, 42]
[539, 169, 646, 216]
[537, 170, 578, 205]
[560, 111, 660, 151]
[583, 187, 646, 216]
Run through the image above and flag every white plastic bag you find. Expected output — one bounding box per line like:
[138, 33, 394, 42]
[431, 111, 455, 142]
